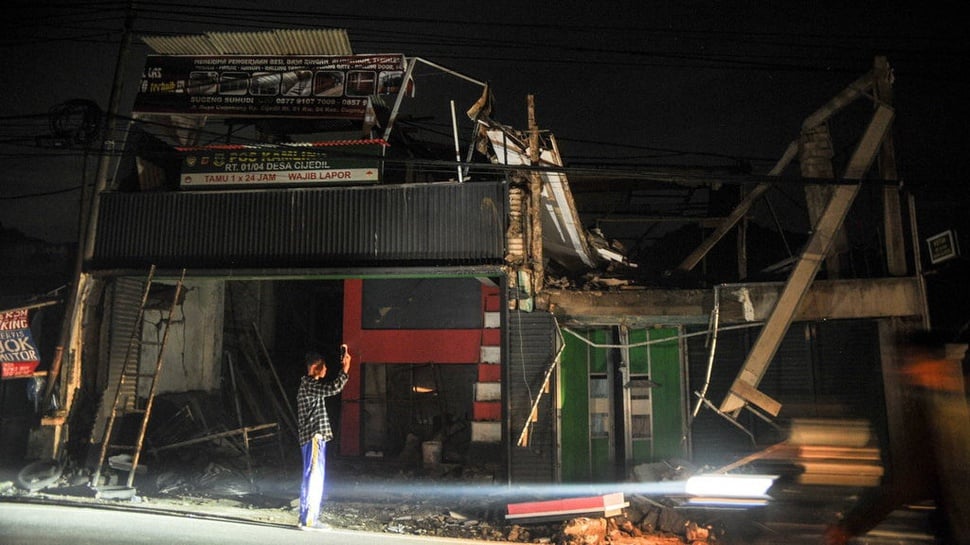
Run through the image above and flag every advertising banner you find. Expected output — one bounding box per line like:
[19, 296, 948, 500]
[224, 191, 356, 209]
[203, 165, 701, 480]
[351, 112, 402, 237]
[0, 309, 41, 380]
[135, 54, 406, 119]
[179, 142, 384, 188]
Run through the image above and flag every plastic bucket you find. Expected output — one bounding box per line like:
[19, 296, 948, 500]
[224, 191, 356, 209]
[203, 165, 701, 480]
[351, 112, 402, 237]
[421, 440, 442, 466]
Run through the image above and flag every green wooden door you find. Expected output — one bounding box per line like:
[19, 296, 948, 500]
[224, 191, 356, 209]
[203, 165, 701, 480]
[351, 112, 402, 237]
[628, 327, 685, 463]
[559, 327, 685, 482]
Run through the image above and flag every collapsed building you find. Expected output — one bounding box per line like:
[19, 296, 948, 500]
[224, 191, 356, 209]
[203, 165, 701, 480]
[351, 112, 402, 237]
[9, 29, 963, 510]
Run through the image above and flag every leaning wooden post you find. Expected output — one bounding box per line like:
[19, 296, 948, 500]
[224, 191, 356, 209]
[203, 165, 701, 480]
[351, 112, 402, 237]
[527, 95, 544, 293]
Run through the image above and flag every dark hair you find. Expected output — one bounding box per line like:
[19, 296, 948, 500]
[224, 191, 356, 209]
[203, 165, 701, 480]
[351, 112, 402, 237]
[304, 351, 324, 368]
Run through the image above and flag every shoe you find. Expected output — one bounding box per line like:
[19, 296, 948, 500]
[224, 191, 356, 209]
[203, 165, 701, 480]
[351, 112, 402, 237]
[299, 521, 331, 531]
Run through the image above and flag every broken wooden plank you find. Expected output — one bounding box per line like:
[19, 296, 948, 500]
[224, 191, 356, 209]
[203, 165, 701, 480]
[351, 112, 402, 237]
[675, 140, 798, 273]
[151, 423, 278, 453]
[251, 322, 298, 427]
[713, 441, 792, 474]
[240, 343, 297, 437]
[729, 380, 782, 416]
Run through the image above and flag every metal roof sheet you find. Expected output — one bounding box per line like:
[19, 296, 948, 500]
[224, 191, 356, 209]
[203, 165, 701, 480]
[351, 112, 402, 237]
[140, 28, 353, 56]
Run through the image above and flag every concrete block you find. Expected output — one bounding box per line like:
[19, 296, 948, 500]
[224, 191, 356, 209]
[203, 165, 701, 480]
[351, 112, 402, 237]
[471, 421, 502, 443]
[484, 311, 501, 328]
[474, 382, 502, 401]
[480, 345, 501, 364]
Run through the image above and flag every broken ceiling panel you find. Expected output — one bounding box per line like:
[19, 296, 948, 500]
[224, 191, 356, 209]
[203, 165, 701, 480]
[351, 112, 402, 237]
[487, 127, 630, 273]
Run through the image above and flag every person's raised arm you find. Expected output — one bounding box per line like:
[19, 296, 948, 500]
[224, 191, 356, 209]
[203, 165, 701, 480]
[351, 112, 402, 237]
[340, 344, 351, 374]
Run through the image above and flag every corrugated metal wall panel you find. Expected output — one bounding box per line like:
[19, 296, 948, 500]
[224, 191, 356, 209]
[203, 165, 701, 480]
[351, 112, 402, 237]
[760, 325, 814, 404]
[507, 310, 559, 484]
[90, 277, 146, 443]
[813, 320, 886, 429]
[92, 182, 506, 269]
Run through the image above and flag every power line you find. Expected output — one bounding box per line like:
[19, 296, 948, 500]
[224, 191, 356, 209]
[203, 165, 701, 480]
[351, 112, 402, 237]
[126, 2, 962, 45]
[0, 106, 770, 167]
[0, 5, 965, 174]
[0, 185, 82, 201]
[4, 3, 966, 77]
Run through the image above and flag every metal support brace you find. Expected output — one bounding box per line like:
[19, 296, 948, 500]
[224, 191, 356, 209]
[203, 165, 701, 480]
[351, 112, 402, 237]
[382, 57, 487, 142]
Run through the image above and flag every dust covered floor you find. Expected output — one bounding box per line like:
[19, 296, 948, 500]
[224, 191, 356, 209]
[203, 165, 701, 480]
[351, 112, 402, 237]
[0, 454, 756, 544]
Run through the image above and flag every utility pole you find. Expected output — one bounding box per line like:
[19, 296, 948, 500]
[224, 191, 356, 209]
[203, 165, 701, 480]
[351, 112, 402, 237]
[527, 95, 544, 293]
[43, 3, 136, 421]
[84, 3, 136, 262]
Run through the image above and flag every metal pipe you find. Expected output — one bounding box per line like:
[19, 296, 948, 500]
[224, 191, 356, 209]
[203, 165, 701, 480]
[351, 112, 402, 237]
[909, 192, 931, 329]
[413, 57, 487, 87]
[381, 57, 418, 142]
[450, 100, 462, 182]
[562, 321, 764, 350]
[692, 286, 720, 418]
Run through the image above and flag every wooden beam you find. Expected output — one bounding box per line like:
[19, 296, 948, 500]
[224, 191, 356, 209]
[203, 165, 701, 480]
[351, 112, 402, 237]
[150, 423, 279, 453]
[729, 379, 782, 416]
[801, 123, 846, 277]
[674, 141, 798, 273]
[801, 72, 874, 131]
[720, 105, 895, 416]
[528, 95, 544, 292]
[873, 56, 907, 276]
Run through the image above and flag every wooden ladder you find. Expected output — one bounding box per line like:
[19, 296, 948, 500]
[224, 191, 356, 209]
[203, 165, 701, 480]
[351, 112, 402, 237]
[90, 266, 186, 496]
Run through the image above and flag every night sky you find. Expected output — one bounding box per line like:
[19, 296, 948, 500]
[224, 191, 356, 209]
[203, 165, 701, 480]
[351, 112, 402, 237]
[2, 2, 967, 244]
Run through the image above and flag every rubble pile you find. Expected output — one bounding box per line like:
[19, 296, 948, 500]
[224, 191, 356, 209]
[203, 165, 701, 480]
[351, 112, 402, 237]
[3, 390, 736, 545]
[546, 499, 722, 545]
[317, 491, 725, 544]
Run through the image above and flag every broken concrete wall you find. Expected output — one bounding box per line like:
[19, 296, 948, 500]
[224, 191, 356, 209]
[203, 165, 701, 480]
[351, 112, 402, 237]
[139, 279, 225, 395]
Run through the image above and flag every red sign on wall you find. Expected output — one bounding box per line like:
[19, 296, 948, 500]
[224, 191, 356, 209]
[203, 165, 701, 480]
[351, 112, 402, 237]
[0, 309, 41, 380]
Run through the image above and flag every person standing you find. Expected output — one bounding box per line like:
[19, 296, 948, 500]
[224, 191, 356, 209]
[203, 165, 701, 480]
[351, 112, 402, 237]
[296, 344, 351, 530]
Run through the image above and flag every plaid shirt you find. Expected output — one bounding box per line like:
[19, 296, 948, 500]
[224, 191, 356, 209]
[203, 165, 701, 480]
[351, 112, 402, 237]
[296, 371, 348, 445]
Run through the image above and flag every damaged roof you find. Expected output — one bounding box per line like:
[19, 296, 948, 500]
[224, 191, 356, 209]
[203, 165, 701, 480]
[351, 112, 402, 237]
[134, 28, 629, 278]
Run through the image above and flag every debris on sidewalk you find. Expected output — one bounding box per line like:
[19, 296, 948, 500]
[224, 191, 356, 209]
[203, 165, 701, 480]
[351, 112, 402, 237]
[506, 492, 629, 523]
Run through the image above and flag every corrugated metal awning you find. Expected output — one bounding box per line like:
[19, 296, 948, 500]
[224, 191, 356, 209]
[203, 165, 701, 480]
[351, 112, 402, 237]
[139, 28, 353, 56]
[90, 181, 507, 271]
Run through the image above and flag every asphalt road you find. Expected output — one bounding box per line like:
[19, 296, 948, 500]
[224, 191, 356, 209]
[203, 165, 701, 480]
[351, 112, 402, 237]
[0, 501, 495, 545]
